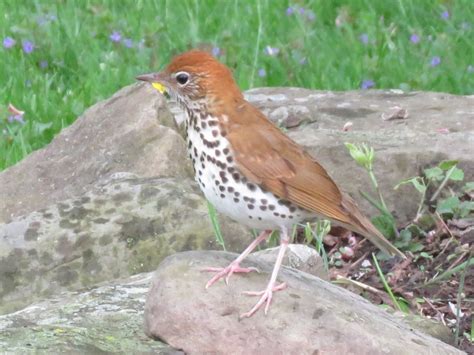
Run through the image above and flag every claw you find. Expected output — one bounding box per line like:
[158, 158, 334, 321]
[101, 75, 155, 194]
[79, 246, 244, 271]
[203, 263, 259, 289]
[240, 282, 287, 318]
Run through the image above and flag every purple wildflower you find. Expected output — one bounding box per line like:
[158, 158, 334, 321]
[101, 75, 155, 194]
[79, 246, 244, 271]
[109, 31, 121, 43]
[299, 7, 305, 15]
[359, 33, 369, 45]
[40, 60, 48, 69]
[258, 68, 266, 77]
[361, 79, 375, 89]
[3, 36, 15, 49]
[211, 46, 221, 57]
[123, 38, 133, 48]
[8, 114, 26, 124]
[441, 10, 449, 20]
[410, 34, 420, 44]
[264, 46, 280, 56]
[22, 40, 34, 54]
[299, 57, 307, 65]
[286, 7, 294, 16]
[306, 10, 316, 21]
[430, 56, 441, 67]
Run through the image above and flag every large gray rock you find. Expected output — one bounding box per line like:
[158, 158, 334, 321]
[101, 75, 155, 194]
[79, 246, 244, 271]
[0, 272, 180, 354]
[144, 251, 463, 355]
[0, 176, 250, 315]
[0, 84, 190, 223]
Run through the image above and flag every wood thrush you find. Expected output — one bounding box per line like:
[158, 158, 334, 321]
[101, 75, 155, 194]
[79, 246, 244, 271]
[137, 50, 404, 318]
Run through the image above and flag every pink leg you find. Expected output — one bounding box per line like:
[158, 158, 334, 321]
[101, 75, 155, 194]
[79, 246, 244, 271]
[240, 227, 289, 318]
[204, 230, 272, 289]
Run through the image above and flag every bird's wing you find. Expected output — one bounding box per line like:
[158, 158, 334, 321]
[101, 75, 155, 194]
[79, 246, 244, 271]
[223, 101, 404, 258]
[226, 102, 353, 226]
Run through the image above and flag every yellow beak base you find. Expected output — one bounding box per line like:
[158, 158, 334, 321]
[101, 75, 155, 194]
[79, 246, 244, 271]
[152, 82, 167, 94]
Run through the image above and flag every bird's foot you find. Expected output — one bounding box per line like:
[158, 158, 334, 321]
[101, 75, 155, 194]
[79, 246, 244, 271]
[203, 263, 259, 289]
[240, 282, 287, 318]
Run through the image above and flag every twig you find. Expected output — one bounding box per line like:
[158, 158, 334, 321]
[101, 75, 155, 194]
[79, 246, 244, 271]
[435, 235, 454, 262]
[435, 211, 454, 239]
[423, 297, 446, 325]
[446, 251, 468, 272]
[348, 250, 370, 271]
[334, 275, 383, 294]
[430, 165, 456, 202]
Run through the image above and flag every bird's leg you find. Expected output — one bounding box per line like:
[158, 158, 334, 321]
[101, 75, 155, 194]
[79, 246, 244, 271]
[204, 230, 272, 288]
[240, 227, 289, 318]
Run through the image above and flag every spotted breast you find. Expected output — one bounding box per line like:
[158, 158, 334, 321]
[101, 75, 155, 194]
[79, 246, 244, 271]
[184, 108, 312, 231]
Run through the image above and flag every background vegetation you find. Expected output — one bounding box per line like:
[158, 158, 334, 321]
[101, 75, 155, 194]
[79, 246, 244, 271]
[1, 0, 473, 170]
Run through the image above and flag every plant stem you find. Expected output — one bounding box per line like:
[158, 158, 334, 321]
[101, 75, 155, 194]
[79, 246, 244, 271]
[359, 190, 386, 214]
[415, 185, 427, 220]
[368, 168, 389, 212]
[430, 165, 456, 202]
[372, 253, 403, 312]
[207, 201, 226, 251]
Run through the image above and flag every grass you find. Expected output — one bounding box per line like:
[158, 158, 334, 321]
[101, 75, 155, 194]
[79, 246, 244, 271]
[1, 0, 473, 170]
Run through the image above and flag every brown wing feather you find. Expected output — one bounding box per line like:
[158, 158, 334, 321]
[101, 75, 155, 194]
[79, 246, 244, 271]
[226, 103, 352, 225]
[224, 102, 405, 258]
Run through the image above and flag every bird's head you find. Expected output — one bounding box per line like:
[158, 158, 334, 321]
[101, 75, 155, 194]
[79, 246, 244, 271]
[137, 50, 243, 111]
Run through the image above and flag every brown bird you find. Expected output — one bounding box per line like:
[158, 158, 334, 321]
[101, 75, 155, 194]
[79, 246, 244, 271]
[137, 50, 404, 318]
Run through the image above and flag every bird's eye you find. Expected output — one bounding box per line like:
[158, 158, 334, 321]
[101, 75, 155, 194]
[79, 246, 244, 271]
[175, 72, 189, 85]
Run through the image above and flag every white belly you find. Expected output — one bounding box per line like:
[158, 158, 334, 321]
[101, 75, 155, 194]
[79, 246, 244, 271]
[185, 115, 312, 231]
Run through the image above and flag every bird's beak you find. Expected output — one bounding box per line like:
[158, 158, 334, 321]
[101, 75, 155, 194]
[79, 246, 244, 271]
[136, 73, 167, 95]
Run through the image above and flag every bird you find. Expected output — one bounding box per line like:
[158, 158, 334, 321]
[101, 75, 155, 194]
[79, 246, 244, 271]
[137, 50, 405, 318]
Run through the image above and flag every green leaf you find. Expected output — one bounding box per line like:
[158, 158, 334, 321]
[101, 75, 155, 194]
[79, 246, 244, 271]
[372, 214, 396, 239]
[396, 297, 411, 313]
[438, 160, 458, 170]
[409, 242, 424, 252]
[458, 201, 474, 218]
[424, 167, 443, 181]
[400, 228, 412, 242]
[419, 252, 433, 260]
[436, 196, 460, 215]
[449, 167, 464, 181]
[394, 177, 426, 194]
[463, 182, 474, 192]
[32, 121, 53, 136]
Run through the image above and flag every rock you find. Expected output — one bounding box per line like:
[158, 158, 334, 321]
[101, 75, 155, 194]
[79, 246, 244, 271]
[393, 312, 456, 346]
[0, 176, 251, 315]
[144, 251, 463, 355]
[0, 272, 181, 354]
[243, 88, 474, 224]
[0, 84, 191, 223]
[252, 244, 328, 280]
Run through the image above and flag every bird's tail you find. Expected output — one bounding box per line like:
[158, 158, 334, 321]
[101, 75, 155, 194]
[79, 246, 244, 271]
[341, 196, 406, 259]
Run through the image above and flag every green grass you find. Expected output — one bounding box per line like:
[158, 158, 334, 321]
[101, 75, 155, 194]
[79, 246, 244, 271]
[1, 0, 473, 170]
